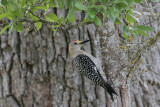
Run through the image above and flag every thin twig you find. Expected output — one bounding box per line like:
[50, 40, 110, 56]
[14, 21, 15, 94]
[125, 31, 160, 84]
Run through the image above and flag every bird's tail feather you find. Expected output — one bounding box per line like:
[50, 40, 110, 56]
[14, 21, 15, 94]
[103, 82, 118, 101]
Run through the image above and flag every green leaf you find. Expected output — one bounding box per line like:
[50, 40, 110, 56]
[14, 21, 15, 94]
[0, 25, 10, 34]
[36, 22, 42, 30]
[58, 17, 64, 24]
[32, 8, 38, 13]
[17, 8, 25, 18]
[89, 9, 96, 18]
[108, 7, 119, 22]
[115, 18, 123, 24]
[57, 0, 64, 9]
[126, 13, 134, 25]
[109, 7, 119, 18]
[101, 9, 108, 22]
[113, 0, 125, 3]
[17, 22, 24, 32]
[68, 8, 76, 19]
[42, 0, 49, 4]
[101, 0, 108, 4]
[65, 0, 72, 9]
[128, 13, 139, 23]
[94, 5, 103, 10]
[128, 27, 138, 37]
[126, 0, 135, 5]
[94, 16, 102, 26]
[9, 3, 18, 11]
[48, 13, 58, 22]
[87, 5, 95, 9]
[21, 0, 26, 8]
[123, 26, 129, 38]
[75, 2, 87, 10]
[54, 25, 60, 28]
[28, 0, 39, 5]
[52, 28, 56, 32]
[0, 13, 9, 20]
[115, 2, 129, 11]
[134, 25, 154, 32]
[135, 29, 148, 36]
[0, 7, 3, 13]
[8, 24, 13, 34]
[69, 15, 76, 23]
[134, 0, 141, 3]
[35, 6, 47, 10]
[108, 9, 116, 22]
[82, 13, 94, 23]
[90, 0, 97, 4]
[123, 30, 128, 38]
[130, 30, 138, 37]
[29, 14, 39, 21]
[35, 4, 49, 11]
[49, 0, 57, 8]
[65, 8, 76, 23]
[1, 0, 8, 6]
[8, 11, 17, 19]
[128, 9, 134, 16]
[133, 31, 138, 37]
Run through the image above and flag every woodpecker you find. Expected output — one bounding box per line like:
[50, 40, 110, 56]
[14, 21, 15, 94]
[69, 40, 118, 101]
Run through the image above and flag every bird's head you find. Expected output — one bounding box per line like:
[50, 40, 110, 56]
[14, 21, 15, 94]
[69, 40, 90, 57]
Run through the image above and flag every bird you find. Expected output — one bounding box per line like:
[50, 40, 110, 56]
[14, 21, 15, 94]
[68, 40, 118, 101]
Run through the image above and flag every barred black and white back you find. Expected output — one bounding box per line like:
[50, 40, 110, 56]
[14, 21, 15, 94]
[74, 54, 105, 86]
[74, 54, 118, 101]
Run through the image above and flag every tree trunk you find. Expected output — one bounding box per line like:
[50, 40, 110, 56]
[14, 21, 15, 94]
[0, 3, 160, 107]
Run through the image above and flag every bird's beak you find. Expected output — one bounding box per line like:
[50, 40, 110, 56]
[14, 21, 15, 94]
[79, 40, 90, 45]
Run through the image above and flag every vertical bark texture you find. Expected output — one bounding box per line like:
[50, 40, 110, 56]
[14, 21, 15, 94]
[0, 2, 160, 107]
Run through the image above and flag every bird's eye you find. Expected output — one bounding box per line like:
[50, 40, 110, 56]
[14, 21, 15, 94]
[74, 42, 77, 45]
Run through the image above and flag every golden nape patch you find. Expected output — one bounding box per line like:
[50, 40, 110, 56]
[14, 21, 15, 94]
[69, 44, 73, 56]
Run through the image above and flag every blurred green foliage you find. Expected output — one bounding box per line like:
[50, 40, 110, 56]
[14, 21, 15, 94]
[0, 0, 153, 38]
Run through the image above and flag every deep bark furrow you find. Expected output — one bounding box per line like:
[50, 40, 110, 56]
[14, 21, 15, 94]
[7, 95, 21, 107]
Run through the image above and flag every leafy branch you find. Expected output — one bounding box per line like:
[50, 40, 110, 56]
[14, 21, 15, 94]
[0, 0, 155, 37]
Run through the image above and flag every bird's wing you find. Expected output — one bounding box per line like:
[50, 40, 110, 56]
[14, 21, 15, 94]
[74, 54, 106, 85]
